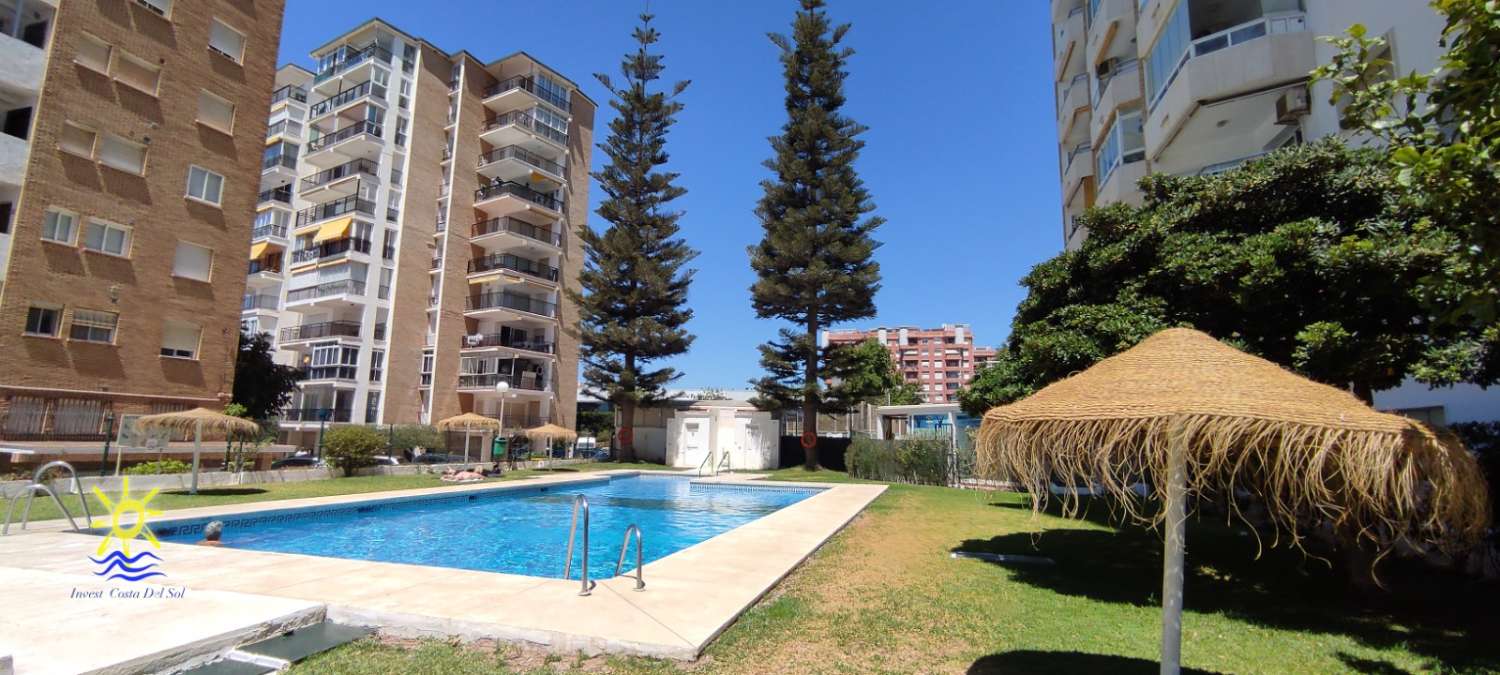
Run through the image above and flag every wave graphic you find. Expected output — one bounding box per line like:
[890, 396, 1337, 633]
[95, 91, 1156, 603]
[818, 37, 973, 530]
[91, 550, 164, 582]
[101, 570, 167, 582]
[89, 550, 162, 565]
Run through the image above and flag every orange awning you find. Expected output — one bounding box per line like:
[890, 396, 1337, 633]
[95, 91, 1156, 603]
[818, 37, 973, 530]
[248, 242, 268, 260]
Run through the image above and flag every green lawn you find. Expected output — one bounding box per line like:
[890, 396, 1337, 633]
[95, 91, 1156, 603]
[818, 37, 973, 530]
[295, 468, 1500, 674]
[13, 461, 672, 524]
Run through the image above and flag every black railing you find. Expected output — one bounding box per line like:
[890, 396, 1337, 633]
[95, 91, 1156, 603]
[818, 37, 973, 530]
[266, 119, 302, 139]
[251, 223, 287, 240]
[313, 43, 393, 83]
[309, 81, 387, 118]
[281, 407, 352, 422]
[291, 237, 371, 264]
[468, 253, 558, 282]
[279, 321, 361, 342]
[473, 181, 560, 211]
[373, 323, 387, 340]
[262, 153, 297, 172]
[483, 75, 570, 111]
[258, 186, 292, 205]
[307, 121, 382, 153]
[271, 84, 308, 105]
[430, 256, 443, 270]
[465, 291, 557, 317]
[477, 145, 565, 177]
[471, 216, 559, 246]
[300, 158, 379, 191]
[242, 294, 279, 311]
[286, 279, 365, 303]
[459, 333, 554, 353]
[456, 372, 547, 391]
[247, 259, 282, 275]
[295, 194, 375, 227]
[482, 110, 567, 146]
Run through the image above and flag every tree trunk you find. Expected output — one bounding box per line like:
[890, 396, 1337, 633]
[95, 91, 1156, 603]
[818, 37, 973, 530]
[1352, 381, 1375, 406]
[619, 399, 637, 464]
[804, 315, 820, 471]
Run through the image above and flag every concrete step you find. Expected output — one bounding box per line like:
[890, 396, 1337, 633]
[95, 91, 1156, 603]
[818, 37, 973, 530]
[178, 622, 372, 675]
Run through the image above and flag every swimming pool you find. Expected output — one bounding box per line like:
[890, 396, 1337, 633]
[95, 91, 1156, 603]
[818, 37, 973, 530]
[142, 474, 821, 578]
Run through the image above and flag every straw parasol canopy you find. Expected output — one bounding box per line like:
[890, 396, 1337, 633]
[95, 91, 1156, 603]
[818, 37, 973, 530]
[523, 423, 577, 443]
[136, 408, 261, 495]
[434, 412, 502, 432]
[976, 328, 1490, 673]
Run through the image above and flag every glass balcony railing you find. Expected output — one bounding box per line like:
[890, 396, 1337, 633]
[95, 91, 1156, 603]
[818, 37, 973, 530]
[478, 145, 565, 177]
[309, 81, 387, 118]
[1148, 12, 1307, 110]
[265, 119, 303, 139]
[281, 408, 353, 422]
[295, 194, 375, 228]
[459, 333, 554, 353]
[286, 279, 365, 303]
[262, 153, 297, 172]
[280, 320, 361, 342]
[270, 84, 308, 105]
[242, 294, 279, 311]
[257, 186, 292, 205]
[482, 110, 567, 146]
[456, 372, 547, 391]
[473, 181, 561, 211]
[291, 237, 371, 264]
[483, 75, 570, 111]
[471, 216, 559, 246]
[307, 121, 382, 153]
[251, 223, 287, 240]
[465, 291, 557, 317]
[468, 252, 558, 282]
[300, 158, 379, 192]
[312, 44, 393, 84]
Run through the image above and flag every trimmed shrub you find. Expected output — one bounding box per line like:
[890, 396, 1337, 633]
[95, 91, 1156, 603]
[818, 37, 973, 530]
[388, 424, 445, 455]
[322, 425, 385, 477]
[125, 459, 193, 475]
[846, 433, 953, 485]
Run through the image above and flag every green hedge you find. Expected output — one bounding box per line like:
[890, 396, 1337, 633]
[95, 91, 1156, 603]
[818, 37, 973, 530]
[124, 459, 192, 475]
[846, 434, 956, 485]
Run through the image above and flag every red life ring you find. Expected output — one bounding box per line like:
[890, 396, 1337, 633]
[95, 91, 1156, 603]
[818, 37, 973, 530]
[800, 431, 816, 450]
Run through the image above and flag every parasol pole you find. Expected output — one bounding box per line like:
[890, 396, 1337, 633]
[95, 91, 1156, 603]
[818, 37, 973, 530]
[190, 421, 203, 496]
[1160, 417, 1188, 675]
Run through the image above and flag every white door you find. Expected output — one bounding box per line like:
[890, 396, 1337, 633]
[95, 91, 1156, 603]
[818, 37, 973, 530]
[680, 420, 707, 469]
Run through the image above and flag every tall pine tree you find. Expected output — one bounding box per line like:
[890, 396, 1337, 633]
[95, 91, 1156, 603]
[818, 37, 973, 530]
[749, 0, 883, 469]
[570, 13, 696, 463]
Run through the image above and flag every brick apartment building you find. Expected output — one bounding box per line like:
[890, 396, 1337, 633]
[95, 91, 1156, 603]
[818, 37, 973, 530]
[823, 324, 998, 404]
[0, 0, 283, 442]
[240, 19, 593, 446]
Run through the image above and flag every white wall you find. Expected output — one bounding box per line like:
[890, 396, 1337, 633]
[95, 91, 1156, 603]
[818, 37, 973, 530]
[1374, 381, 1500, 424]
[1304, 1, 1446, 141]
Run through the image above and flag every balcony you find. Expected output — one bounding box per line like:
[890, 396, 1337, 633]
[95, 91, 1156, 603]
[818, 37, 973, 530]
[1145, 12, 1312, 175]
[305, 365, 359, 382]
[257, 185, 292, 207]
[304, 121, 383, 166]
[262, 151, 298, 178]
[1086, 0, 1137, 69]
[468, 253, 558, 284]
[280, 320, 361, 343]
[285, 279, 366, 308]
[311, 43, 392, 93]
[281, 408, 352, 423]
[1061, 141, 1093, 201]
[477, 144, 566, 184]
[1056, 72, 1089, 143]
[270, 84, 308, 107]
[242, 294, 279, 312]
[478, 110, 567, 154]
[482, 75, 570, 114]
[298, 158, 379, 200]
[1090, 59, 1143, 143]
[456, 372, 547, 393]
[1096, 156, 1147, 206]
[460, 333, 554, 355]
[290, 237, 371, 266]
[247, 259, 282, 277]
[473, 181, 561, 219]
[464, 291, 557, 320]
[0, 26, 47, 99]
[1054, 5, 1085, 80]
[295, 194, 375, 229]
[0, 131, 27, 188]
[309, 81, 387, 120]
[265, 118, 303, 141]
[471, 216, 561, 250]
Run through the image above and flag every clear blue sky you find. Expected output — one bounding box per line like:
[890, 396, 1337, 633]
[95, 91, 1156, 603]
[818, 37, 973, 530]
[279, 1, 1062, 389]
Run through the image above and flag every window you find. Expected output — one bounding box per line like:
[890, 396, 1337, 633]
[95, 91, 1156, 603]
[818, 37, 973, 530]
[97, 134, 146, 174]
[112, 50, 161, 95]
[83, 219, 131, 256]
[1096, 109, 1145, 184]
[197, 90, 235, 133]
[172, 241, 213, 281]
[24, 306, 61, 337]
[41, 208, 77, 244]
[369, 349, 384, 382]
[134, 0, 172, 16]
[208, 18, 245, 63]
[75, 34, 111, 72]
[160, 320, 201, 359]
[186, 165, 224, 205]
[58, 123, 96, 157]
[68, 309, 118, 343]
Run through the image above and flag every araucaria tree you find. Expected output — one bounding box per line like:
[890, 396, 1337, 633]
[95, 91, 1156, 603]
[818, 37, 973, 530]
[569, 13, 696, 463]
[750, 0, 883, 469]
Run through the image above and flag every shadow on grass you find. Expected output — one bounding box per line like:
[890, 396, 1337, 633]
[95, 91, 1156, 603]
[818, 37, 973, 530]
[531, 467, 579, 473]
[968, 650, 1218, 674]
[161, 488, 268, 497]
[956, 502, 1500, 672]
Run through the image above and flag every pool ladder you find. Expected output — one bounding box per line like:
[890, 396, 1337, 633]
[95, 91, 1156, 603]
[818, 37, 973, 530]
[561, 494, 646, 596]
[2, 460, 92, 535]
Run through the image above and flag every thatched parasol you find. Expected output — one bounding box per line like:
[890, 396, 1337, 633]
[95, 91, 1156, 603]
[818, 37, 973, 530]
[435, 412, 502, 464]
[524, 423, 576, 466]
[135, 408, 260, 495]
[976, 328, 1490, 674]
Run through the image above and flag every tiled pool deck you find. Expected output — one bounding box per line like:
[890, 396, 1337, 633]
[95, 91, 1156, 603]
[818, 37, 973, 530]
[0, 471, 884, 673]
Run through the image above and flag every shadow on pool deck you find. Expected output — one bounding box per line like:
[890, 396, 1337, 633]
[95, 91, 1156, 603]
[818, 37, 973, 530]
[163, 487, 269, 497]
[967, 650, 1217, 674]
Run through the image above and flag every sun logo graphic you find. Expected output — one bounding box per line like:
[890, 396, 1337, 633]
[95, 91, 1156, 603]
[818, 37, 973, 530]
[88, 476, 166, 582]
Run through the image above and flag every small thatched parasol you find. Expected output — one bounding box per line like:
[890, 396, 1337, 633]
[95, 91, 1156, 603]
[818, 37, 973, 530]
[976, 328, 1490, 674]
[435, 412, 502, 464]
[135, 408, 260, 495]
[524, 423, 576, 467]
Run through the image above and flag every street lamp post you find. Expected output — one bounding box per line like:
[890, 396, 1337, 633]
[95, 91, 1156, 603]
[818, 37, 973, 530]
[315, 408, 331, 459]
[495, 379, 512, 468]
[99, 412, 116, 477]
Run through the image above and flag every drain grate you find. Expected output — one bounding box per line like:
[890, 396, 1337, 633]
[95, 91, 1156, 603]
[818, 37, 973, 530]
[177, 621, 372, 675]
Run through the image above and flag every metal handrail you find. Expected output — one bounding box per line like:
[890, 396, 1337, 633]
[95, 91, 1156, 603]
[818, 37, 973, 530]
[697, 452, 714, 477]
[3, 460, 92, 534]
[717, 452, 731, 474]
[562, 494, 595, 596]
[614, 524, 645, 591]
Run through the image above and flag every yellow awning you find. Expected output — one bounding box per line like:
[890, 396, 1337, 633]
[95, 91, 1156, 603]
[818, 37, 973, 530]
[248, 242, 268, 260]
[467, 273, 503, 285]
[311, 216, 353, 243]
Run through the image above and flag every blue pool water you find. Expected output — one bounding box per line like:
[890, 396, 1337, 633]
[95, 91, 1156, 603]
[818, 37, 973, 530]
[147, 475, 820, 578]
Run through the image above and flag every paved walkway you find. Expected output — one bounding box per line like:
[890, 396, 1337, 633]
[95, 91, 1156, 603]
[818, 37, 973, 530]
[0, 471, 883, 672]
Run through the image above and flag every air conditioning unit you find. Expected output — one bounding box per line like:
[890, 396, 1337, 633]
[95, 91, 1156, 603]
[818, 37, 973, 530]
[465, 333, 484, 347]
[1275, 87, 1311, 125]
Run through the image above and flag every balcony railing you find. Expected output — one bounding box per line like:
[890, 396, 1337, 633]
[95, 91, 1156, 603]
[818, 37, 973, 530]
[313, 43, 393, 84]
[279, 320, 361, 342]
[309, 81, 387, 118]
[270, 84, 308, 105]
[295, 193, 375, 228]
[1148, 12, 1307, 110]
[471, 216, 560, 246]
[300, 157, 379, 191]
[373, 323, 387, 341]
[430, 256, 443, 270]
[262, 153, 297, 172]
[286, 279, 366, 303]
[281, 407, 352, 422]
[1063, 142, 1091, 174]
[478, 145, 565, 177]
[247, 259, 282, 275]
[473, 181, 561, 211]
[456, 372, 547, 391]
[482, 110, 567, 146]
[258, 186, 292, 205]
[465, 291, 557, 317]
[307, 121, 382, 153]
[483, 74, 570, 111]
[306, 365, 359, 381]
[291, 237, 371, 264]
[1058, 72, 1088, 114]
[460, 333, 554, 354]
[1093, 58, 1139, 106]
[265, 119, 303, 139]
[468, 252, 558, 282]
[251, 223, 287, 240]
[242, 294, 279, 311]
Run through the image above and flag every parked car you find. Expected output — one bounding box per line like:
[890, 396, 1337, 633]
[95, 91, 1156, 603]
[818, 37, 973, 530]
[370, 456, 401, 466]
[413, 452, 463, 464]
[271, 455, 323, 469]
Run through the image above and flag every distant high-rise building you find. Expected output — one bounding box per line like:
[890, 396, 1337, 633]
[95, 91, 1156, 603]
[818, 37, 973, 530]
[823, 324, 996, 404]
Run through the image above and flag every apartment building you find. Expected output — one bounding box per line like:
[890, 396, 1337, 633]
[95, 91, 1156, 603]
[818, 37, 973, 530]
[240, 20, 592, 446]
[0, 0, 282, 440]
[1050, 0, 1446, 250]
[823, 325, 996, 404]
